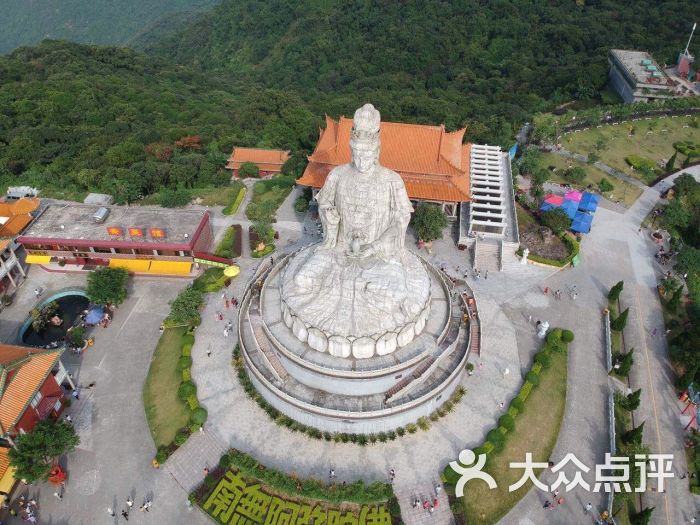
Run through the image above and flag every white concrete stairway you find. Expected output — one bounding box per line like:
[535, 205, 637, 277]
[473, 238, 501, 272]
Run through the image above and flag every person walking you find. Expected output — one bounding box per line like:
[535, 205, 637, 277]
[107, 507, 115, 517]
[584, 502, 593, 513]
[53, 492, 62, 501]
[121, 509, 129, 521]
[688, 517, 696, 524]
[484, 269, 488, 280]
[503, 368, 510, 378]
[144, 500, 152, 512]
[543, 287, 549, 295]
[207, 346, 212, 358]
[126, 497, 133, 510]
[223, 327, 229, 338]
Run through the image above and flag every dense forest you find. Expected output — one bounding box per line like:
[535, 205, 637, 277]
[1, 2, 698, 201]
[0, 41, 319, 202]
[0, 0, 219, 54]
[150, 0, 700, 145]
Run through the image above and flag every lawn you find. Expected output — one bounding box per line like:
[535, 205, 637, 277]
[214, 225, 243, 259]
[608, 300, 622, 355]
[245, 174, 296, 222]
[540, 152, 642, 207]
[563, 115, 700, 184]
[459, 350, 568, 525]
[135, 183, 243, 207]
[143, 326, 191, 447]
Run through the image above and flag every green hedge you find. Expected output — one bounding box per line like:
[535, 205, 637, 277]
[519, 234, 580, 268]
[214, 225, 243, 259]
[222, 185, 247, 215]
[443, 328, 573, 483]
[221, 448, 393, 504]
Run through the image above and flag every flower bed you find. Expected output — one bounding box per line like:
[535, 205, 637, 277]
[214, 225, 243, 259]
[518, 233, 579, 268]
[193, 449, 399, 525]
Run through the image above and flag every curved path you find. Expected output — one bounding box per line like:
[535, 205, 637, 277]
[495, 165, 700, 525]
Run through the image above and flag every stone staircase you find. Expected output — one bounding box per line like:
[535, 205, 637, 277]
[248, 296, 288, 381]
[473, 238, 501, 272]
[163, 430, 228, 493]
[384, 356, 435, 401]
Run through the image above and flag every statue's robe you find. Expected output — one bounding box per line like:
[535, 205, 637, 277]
[280, 163, 431, 343]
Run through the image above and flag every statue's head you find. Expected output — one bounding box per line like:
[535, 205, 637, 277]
[350, 104, 380, 174]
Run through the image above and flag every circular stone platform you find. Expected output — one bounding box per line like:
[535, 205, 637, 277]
[238, 247, 473, 433]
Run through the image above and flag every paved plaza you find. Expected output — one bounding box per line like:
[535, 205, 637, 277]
[0, 167, 699, 524]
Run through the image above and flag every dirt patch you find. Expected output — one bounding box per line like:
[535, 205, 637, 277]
[521, 225, 569, 259]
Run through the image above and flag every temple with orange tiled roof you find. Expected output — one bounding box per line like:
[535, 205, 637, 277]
[226, 147, 290, 178]
[0, 344, 70, 444]
[298, 116, 472, 218]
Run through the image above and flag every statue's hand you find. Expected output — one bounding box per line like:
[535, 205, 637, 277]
[323, 207, 340, 224]
[352, 243, 377, 259]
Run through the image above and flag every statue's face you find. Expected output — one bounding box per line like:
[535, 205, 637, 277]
[351, 141, 379, 174]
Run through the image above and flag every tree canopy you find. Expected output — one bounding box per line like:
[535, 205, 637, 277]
[540, 208, 571, 235]
[9, 420, 79, 483]
[412, 203, 448, 242]
[86, 267, 129, 306]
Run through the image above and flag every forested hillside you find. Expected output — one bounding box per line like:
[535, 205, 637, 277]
[0, 41, 319, 202]
[150, 0, 700, 145]
[0, 0, 219, 54]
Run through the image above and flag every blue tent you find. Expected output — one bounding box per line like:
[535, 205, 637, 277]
[84, 305, 104, 325]
[570, 212, 593, 233]
[578, 192, 600, 213]
[539, 202, 556, 213]
[560, 199, 579, 220]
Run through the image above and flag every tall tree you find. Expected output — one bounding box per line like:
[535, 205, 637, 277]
[608, 281, 624, 302]
[412, 203, 448, 242]
[86, 267, 129, 306]
[9, 421, 79, 483]
[622, 421, 645, 445]
[611, 308, 630, 331]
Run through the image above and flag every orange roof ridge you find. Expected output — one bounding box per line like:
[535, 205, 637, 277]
[0, 347, 62, 433]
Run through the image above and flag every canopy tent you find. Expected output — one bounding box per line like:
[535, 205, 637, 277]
[84, 305, 105, 325]
[539, 202, 556, 213]
[543, 194, 564, 206]
[560, 199, 579, 220]
[570, 212, 593, 233]
[578, 192, 600, 213]
[565, 190, 583, 202]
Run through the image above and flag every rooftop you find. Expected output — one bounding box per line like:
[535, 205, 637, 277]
[298, 116, 471, 202]
[226, 147, 290, 170]
[610, 49, 672, 86]
[0, 198, 40, 237]
[18, 204, 207, 247]
[0, 345, 62, 434]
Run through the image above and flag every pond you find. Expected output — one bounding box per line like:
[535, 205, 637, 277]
[21, 292, 90, 347]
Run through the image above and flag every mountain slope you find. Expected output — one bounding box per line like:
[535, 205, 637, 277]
[0, 0, 220, 54]
[149, 0, 700, 145]
[0, 41, 318, 201]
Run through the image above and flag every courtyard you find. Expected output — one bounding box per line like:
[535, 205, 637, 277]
[0, 167, 698, 525]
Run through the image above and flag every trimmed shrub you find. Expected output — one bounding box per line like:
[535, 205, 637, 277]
[396, 427, 406, 437]
[155, 446, 169, 464]
[534, 351, 551, 368]
[511, 397, 525, 412]
[406, 423, 418, 434]
[182, 334, 195, 346]
[182, 344, 192, 356]
[174, 428, 190, 446]
[219, 454, 231, 469]
[187, 394, 199, 410]
[561, 329, 574, 343]
[417, 417, 430, 430]
[182, 368, 191, 382]
[487, 428, 505, 446]
[519, 381, 534, 400]
[526, 371, 540, 385]
[190, 407, 208, 425]
[177, 355, 193, 372]
[546, 329, 563, 344]
[499, 414, 515, 431]
[178, 381, 196, 401]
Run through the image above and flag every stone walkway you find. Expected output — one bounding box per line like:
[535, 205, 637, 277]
[164, 431, 228, 493]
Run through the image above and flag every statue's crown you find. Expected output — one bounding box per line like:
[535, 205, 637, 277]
[351, 103, 380, 143]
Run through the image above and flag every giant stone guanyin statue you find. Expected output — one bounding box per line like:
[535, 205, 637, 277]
[280, 104, 431, 359]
